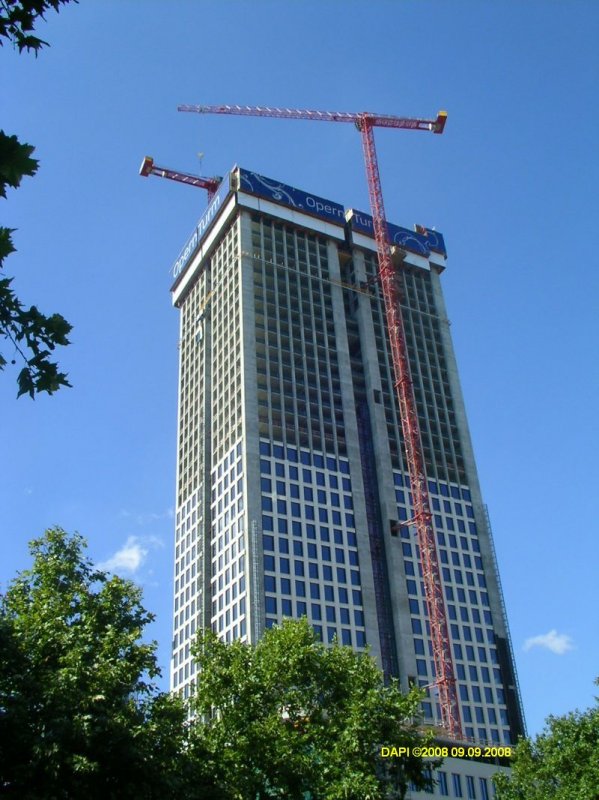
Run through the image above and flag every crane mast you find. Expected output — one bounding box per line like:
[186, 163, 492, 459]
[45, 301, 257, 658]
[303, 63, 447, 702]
[358, 117, 461, 738]
[139, 156, 221, 201]
[179, 103, 461, 739]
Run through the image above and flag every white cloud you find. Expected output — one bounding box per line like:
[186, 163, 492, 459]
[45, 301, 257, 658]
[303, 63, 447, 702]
[523, 629, 574, 655]
[118, 507, 174, 526]
[99, 536, 149, 575]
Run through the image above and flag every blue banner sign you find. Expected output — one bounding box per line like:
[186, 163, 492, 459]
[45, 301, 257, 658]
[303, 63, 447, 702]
[238, 168, 346, 227]
[347, 209, 446, 257]
[171, 168, 446, 285]
[172, 175, 232, 281]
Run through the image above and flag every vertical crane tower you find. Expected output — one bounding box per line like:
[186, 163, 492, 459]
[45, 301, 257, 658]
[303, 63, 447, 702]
[178, 103, 461, 739]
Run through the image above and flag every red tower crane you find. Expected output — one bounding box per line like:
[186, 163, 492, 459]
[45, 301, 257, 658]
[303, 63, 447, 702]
[139, 155, 221, 201]
[178, 103, 461, 740]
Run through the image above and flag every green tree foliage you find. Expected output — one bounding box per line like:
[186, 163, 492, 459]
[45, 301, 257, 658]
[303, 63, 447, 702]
[1, 2, 75, 397]
[0, 0, 75, 54]
[190, 618, 433, 800]
[494, 687, 599, 800]
[0, 527, 212, 798]
[0, 134, 72, 397]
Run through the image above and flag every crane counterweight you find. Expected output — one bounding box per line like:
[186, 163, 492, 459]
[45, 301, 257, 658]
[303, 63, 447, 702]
[139, 155, 221, 201]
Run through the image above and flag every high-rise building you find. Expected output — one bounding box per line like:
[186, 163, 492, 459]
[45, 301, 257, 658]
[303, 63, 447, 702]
[170, 167, 525, 796]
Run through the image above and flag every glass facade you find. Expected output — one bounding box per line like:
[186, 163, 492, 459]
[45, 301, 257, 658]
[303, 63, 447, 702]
[258, 442, 365, 647]
[251, 216, 345, 454]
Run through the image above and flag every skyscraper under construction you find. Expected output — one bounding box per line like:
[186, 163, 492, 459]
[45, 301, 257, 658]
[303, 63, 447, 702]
[170, 167, 525, 797]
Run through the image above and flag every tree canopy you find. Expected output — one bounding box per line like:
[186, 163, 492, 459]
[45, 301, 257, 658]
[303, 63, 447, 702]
[1, 1, 75, 397]
[191, 618, 433, 800]
[0, 0, 75, 54]
[0, 527, 212, 798]
[0, 133, 72, 397]
[493, 686, 599, 800]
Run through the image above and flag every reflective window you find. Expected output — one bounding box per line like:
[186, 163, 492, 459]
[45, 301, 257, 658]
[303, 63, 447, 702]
[452, 773, 463, 797]
[466, 775, 476, 799]
[265, 596, 277, 614]
[438, 771, 448, 796]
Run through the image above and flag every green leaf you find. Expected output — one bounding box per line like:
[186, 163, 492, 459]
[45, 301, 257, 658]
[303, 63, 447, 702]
[0, 226, 17, 266]
[0, 1, 78, 55]
[0, 4, 78, 398]
[16, 366, 35, 398]
[0, 230, 72, 397]
[0, 131, 38, 197]
[44, 312, 73, 345]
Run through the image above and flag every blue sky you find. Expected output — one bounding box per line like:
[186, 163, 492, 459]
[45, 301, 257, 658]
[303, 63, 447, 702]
[2, 0, 598, 738]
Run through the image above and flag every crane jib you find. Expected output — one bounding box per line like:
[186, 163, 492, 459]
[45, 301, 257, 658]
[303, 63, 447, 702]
[177, 105, 445, 133]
